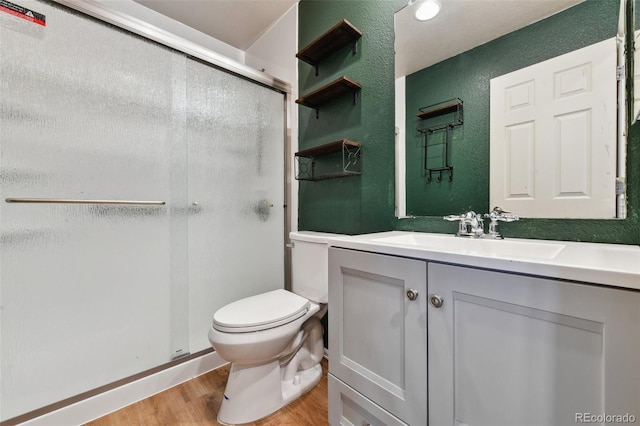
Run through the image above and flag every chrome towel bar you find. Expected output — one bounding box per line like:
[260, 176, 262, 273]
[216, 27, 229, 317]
[5, 198, 166, 205]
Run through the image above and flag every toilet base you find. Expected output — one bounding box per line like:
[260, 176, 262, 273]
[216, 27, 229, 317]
[282, 362, 322, 407]
[215, 314, 325, 425]
[217, 361, 322, 425]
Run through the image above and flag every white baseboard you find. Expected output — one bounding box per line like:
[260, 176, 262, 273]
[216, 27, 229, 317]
[20, 351, 227, 426]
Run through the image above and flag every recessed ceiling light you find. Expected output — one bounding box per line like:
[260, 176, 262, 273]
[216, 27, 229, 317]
[414, 0, 441, 21]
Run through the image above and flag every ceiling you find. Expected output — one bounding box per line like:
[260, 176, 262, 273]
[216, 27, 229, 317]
[134, 0, 298, 51]
[133, 0, 586, 76]
[395, 0, 585, 77]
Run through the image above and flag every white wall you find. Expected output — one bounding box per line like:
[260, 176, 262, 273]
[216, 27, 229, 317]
[246, 3, 297, 84]
[246, 3, 299, 232]
[395, 76, 407, 218]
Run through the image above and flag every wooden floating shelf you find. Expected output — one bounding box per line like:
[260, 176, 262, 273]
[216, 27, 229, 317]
[417, 98, 463, 120]
[295, 139, 361, 158]
[296, 171, 362, 182]
[296, 19, 363, 68]
[296, 76, 361, 111]
[295, 139, 362, 181]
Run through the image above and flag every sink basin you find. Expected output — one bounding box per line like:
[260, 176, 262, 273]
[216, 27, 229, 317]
[371, 233, 566, 260]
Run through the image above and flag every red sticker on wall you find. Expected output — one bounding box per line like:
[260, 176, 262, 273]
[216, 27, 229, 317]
[0, 0, 46, 26]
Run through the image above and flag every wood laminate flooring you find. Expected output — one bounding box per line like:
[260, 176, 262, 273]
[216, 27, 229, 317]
[84, 358, 328, 426]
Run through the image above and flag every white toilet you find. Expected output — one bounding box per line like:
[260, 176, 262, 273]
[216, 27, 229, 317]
[208, 231, 335, 425]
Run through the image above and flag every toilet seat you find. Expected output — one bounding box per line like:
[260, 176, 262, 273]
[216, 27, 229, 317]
[213, 289, 310, 333]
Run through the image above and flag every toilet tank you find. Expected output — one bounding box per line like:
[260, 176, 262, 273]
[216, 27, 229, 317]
[290, 231, 339, 303]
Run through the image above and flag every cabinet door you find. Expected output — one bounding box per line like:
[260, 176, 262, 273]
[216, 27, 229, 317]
[428, 263, 640, 426]
[329, 248, 427, 426]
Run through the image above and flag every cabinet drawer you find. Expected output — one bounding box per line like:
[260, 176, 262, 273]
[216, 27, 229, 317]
[329, 374, 408, 426]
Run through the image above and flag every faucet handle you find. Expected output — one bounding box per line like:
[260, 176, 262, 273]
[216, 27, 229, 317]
[490, 206, 509, 214]
[444, 211, 483, 237]
[486, 206, 520, 222]
[484, 207, 520, 239]
[443, 211, 478, 221]
[443, 213, 468, 237]
[496, 214, 520, 222]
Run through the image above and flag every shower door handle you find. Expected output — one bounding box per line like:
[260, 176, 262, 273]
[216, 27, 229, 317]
[189, 201, 202, 215]
[5, 198, 165, 205]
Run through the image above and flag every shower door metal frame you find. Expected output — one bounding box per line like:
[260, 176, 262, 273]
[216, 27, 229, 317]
[54, 0, 290, 93]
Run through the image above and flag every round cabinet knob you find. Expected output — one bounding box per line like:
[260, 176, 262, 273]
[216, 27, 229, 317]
[406, 289, 419, 301]
[429, 294, 444, 308]
[192, 201, 199, 206]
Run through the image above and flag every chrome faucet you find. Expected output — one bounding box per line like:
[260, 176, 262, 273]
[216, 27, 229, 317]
[443, 211, 484, 238]
[483, 206, 520, 239]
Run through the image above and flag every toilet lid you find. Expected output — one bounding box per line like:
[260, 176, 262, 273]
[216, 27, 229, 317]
[213, 289, 310, 333]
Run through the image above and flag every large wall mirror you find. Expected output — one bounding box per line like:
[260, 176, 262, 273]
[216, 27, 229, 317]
[395, 0, 631, 219]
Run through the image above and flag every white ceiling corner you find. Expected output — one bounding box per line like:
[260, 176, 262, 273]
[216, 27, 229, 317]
[134, 0, 298, 51]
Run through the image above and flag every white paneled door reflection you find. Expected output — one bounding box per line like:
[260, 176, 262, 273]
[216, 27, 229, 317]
[0, 0, 285, 421]
[490, 37, 617, 219]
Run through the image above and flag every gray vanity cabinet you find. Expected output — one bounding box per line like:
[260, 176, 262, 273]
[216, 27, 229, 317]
[328, 246, 640, 426]
[328, 247, 427, 426]
[428, 263, 640, 426]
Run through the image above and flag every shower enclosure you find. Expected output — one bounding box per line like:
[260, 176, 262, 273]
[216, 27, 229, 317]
[0, 0, 287, 421]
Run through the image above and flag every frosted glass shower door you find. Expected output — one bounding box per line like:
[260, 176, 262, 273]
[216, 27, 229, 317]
[186, 59, 286, 352]
[0, 1, 186, 420]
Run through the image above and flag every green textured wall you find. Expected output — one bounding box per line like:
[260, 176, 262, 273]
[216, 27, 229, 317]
[298, 0, 640, 245]
[297, 0, 404, 234]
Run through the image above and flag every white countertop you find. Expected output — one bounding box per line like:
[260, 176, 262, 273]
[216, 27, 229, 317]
[327, 231, 640, 290]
